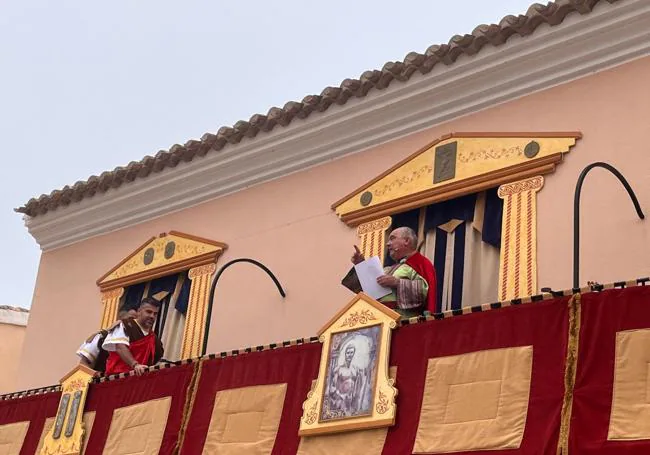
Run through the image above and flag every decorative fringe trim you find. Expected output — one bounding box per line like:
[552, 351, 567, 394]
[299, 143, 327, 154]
[175, 360, 204, 453]
[0, 385, 60, 401]
[95, 336, 321, 383]
[556, 293, 581, 455]
[400, 276, 649, 327]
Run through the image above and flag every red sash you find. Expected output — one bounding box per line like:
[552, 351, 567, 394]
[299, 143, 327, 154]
[105, 332, 157, 375]
[405, 252, 437, 313]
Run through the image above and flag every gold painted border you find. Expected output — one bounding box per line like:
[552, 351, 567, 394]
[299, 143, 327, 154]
[332, 132, 581, 226]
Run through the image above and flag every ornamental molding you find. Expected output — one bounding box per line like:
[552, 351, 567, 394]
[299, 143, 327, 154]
[97, 231, 226, 291]
[23, 0, 650, 250]
[498, 176, 545, 197]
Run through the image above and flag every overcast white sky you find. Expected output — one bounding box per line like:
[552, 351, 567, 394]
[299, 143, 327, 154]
[0, 0, 536, 309]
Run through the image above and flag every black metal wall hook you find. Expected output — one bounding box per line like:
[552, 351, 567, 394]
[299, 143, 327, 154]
[202, 258, 286, 356]
[573, 162, 645, 288]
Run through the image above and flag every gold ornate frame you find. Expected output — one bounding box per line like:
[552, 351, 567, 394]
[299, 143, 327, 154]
[299, 293, 400, 436]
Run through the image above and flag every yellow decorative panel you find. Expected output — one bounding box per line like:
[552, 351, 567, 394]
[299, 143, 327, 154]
[103, 397, 171, 455]
[297, 368, 396, 454]
[413, 346, 532, 453]
[334, 135, 578, 224]
[180, 263, 217, 359]
[608, 328, 650, 440]
[97, 231, 226, 291]
[297, 428, 388, 455]
[37, 413, 95, 455]
[40, 365, 95, 455]
[356, 217, 392, 264]
[202, 384, 287, 454]
[498, 176, 544, 300]
[0, 421, 29, 455]
[100, 288, 124, 330]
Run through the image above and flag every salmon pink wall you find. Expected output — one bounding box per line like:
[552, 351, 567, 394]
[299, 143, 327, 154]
[16, 56, 650, 390]
[0, 323, 27, 393]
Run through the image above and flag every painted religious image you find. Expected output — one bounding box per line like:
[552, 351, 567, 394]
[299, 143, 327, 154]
[320, 325, 381, 421]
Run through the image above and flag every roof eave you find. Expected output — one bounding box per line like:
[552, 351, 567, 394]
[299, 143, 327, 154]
[23, 0, 650, 250]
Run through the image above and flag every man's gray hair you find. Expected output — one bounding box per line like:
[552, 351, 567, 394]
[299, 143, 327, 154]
[398, 227, 418, 249]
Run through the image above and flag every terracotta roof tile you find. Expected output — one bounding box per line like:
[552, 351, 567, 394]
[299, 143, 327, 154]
[16, 0, 619, 218]
[0, 305, 29, 313]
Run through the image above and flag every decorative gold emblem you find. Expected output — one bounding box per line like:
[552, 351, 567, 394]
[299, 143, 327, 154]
[373, 165, 433, 197]
[458, 145, 522, 163]
[339, 309, 378, 328]
[305, 401, 319, 425]
[375, 390, 389, 414]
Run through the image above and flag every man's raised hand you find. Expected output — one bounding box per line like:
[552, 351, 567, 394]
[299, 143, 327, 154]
[351, 245, 365, 265]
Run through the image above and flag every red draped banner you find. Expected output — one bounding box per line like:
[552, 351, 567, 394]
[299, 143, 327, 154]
[180, 342, 321, 454]
[383, 297, 570, 454]
[84, 363, 195, 454]
[569, 286, 650, 454]
[5, 286, 650, 454]
[0, 392, 60, 455]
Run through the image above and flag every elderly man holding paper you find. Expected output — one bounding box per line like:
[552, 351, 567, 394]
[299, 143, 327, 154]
[341, 227, 437, 319]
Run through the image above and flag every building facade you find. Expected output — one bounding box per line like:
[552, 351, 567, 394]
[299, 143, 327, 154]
[14, 0, 650, 391]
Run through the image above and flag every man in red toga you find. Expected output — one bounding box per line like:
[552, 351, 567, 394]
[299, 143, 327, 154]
[102, 297, 164, 376]
[76, 306, 137, 374]
[342, 227, 437, 318]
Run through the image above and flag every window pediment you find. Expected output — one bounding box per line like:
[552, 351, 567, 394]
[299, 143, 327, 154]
[332, 133, 581, 226]
[97, 231, 227, 291]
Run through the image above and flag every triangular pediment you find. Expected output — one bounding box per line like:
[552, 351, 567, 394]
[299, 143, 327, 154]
[97, 231, 227, 290]
[332, 132, 581, 225]
[318, 292, 400, 337]
[59, 364, 96, 383]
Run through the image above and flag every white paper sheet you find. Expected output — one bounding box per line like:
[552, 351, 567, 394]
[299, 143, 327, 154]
[354, 256, 392, 300]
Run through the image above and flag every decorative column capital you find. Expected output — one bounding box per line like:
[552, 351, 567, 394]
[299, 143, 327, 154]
[101, 287, 124, 300]
[356, 216, 392, 236]
[189, 263, 217, 280]
[498, 176, 544, 198]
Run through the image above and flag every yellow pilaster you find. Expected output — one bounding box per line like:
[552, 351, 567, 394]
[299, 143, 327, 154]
[99, 288, 124, 329]
[498, 176, 544, 301]
[181, 263, 217, 359]
[357, 217, 392, 264]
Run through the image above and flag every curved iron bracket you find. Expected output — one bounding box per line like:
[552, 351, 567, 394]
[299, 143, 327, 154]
[202, 258, 286, 356]
[573, 162, 645, 288]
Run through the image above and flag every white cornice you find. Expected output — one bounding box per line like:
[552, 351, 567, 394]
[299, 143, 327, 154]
[25, 0, 650, 251]
[0, 307, 29, 326]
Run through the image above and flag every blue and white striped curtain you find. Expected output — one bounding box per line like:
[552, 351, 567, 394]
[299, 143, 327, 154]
[423, 190, 503, 312]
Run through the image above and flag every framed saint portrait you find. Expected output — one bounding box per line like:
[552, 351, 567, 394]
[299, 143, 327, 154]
[300, 292, 399, 436]
[320, 325, 382, 422]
